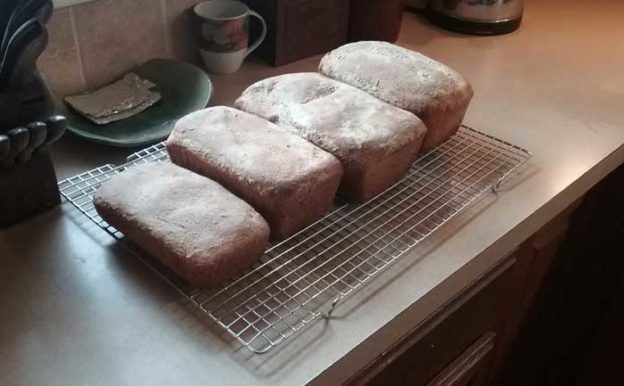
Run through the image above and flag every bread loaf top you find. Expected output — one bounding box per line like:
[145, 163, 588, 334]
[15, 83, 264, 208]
[168, 106, 342, 186]
[235, 72, 426, 163]
[319, 41, 473, 115]
[94, 163, 269, 260]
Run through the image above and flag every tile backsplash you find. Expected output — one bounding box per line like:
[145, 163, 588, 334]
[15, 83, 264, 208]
[39, 0, 205, 98]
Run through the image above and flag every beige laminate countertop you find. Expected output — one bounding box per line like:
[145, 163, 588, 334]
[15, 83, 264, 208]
[2, 0, 624, 385]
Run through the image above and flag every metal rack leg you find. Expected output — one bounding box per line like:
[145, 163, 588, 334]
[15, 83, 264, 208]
[322, 297, 342, 319]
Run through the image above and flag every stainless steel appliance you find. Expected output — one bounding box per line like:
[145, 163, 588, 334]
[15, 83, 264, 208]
[427, 0, 524, 35]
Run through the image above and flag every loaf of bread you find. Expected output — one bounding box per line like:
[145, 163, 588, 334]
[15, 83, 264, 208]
[167, 106, 343, 240]
[93, 163, 270, 288]
[235, 73, 427, 202]
[319, 41, 473, 151]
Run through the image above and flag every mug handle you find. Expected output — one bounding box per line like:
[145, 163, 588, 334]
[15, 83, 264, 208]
[245, 10, 267, 58]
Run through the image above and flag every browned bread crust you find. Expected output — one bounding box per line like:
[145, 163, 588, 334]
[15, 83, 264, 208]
[167, 106, 344, 240]
[94, 163, 270, 288]
[236, 73, 427, 202]
[320, 41, 473, 152]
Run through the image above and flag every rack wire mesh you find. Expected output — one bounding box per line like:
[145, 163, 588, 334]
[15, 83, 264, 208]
[59, 126, 532, 354]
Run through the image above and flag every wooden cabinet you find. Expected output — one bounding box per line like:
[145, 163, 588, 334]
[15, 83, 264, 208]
[486, 204, 576, 385]
[340, 163, 624, 386]
[496, 166, 624, 386]
[347, 257, 518, 386]
[348, 199, 582, 386]
[426, 332, 496, 386]
[346, 150, 624, 386]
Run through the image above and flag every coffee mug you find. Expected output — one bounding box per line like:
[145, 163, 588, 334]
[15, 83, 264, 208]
[194, 0, 267, 75]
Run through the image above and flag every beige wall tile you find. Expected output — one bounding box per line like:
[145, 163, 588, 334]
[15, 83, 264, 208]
[72, 0, 168, 88]
[164, 0, 204, 63]
[38, 8, 85, 98]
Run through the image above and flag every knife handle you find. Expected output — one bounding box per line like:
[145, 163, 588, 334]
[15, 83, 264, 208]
[6, 127, 29, 166]
[0, 134, 10, 166]
[18, 121, 46, 161]
[36, 115, 66, 155]
[45, 115, 66, 144]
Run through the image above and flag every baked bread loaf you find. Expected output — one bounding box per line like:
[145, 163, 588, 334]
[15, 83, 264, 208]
[319, 41, 473, 151]
[167, 106, 343, 240]
[235, 73, 427, 202]
[93, 163, 270, 288]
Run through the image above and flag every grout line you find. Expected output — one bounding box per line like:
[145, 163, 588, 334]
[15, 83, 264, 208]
[160, 0, 171, 57]
[68, 6, 87, 88]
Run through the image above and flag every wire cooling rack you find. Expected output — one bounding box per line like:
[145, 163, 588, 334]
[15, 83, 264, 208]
[59, 126, 532, 354]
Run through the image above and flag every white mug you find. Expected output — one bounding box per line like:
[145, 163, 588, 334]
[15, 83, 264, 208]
[194, 0, 267, 75]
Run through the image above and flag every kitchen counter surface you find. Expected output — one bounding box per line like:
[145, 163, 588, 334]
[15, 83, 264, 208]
[2, 0, 624, 385]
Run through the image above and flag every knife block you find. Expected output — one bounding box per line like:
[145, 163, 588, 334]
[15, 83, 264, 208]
[0, 149, 61, 228]
[0, 68, 62, 229]
[0, 0, 64, 228]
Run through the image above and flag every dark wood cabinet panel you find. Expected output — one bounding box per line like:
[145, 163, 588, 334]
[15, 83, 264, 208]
[426, 332, 496, 386]
[342, 166, 620, 386]
[486, 205, 577, 385]
[348, 196, 584, 386]
[576, 277, 624, 386]
[494, 166, 624, 386]
[347, 257, 517, 386]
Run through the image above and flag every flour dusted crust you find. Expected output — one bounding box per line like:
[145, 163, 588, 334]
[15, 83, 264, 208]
[93, 163, 270, 288]
[167, 106, 344, 240]
[235, 73, 427, 201]
[319, 41, 473, 151]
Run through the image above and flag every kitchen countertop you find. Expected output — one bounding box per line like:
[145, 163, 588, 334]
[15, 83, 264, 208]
[2, 0, 624, 385]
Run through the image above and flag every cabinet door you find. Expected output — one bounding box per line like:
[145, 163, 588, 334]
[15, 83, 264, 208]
[426, 332, 496, 386]
[348, 258, 516, 386]
[487, 202, 578, 386]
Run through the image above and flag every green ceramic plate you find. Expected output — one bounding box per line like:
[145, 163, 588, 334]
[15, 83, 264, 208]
[62, 59, 212, 147]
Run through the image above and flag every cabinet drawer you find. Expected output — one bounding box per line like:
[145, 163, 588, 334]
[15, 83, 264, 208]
[426, 332, 497, 386]
[348, 257, 517, 386]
